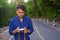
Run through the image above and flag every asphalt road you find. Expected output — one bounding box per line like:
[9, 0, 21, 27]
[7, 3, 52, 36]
[1, 19, 60, 40]
[32, 19, 60, 40]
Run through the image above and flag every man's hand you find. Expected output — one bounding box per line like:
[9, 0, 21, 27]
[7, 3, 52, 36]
[13, 27, 20, 34]
[16, 27, 20, 33]
[24, 27, 30, 34]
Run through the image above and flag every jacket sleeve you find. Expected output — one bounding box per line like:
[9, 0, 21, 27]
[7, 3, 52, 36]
[9, 20, 14, 35]
[27, 18, 34, 35]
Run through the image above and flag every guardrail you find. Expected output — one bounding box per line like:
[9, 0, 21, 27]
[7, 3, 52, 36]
[0, 29, 13, 40]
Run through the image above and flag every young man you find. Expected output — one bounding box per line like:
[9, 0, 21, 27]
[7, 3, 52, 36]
[9, 5, 34, 40]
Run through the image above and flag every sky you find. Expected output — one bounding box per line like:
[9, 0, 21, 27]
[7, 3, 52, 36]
[8, 0, 28, 3]
[24, 0, 28, 2]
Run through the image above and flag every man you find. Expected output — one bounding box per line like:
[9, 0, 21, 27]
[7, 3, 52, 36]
[9, 5, 34, 40]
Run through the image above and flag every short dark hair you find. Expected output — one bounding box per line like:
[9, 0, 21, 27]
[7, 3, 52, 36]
[16, 4, 26, 12]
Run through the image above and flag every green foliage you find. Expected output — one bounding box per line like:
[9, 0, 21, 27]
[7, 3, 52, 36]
[0, 0, 60, 28]
[0, 0, 16, 28]
[37, 0, 60, 20]
[0, 0, 8, 28]
[25, 0, 34, 18]
[25, 0, 60, 20]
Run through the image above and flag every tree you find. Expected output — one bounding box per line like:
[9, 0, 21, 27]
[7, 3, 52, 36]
[0, 0, 8, 28]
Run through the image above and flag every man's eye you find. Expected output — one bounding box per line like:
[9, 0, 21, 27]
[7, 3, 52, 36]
[18, 12, 21, 13]
[18, 12, 24, 13]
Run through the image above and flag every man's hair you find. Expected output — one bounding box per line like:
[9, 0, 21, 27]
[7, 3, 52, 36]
[16, 4, 26, 12]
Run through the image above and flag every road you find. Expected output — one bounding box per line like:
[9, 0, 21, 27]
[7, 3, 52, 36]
[0, 19, 60, 40]
[32, 19, 60, 40]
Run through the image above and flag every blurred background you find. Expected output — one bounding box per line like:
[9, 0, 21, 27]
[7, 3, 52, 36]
[0, 0, 60, 40]
[0, 0, 60, 28]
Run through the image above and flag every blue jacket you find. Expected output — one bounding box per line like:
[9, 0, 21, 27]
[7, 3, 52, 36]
[9, 16, 34, 40]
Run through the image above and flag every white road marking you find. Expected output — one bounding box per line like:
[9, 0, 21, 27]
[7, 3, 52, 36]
[33, 23, 45, 40]
[9, 36, 13, 40]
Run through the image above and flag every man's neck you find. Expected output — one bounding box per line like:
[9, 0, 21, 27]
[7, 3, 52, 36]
[19, 17, 23, 22]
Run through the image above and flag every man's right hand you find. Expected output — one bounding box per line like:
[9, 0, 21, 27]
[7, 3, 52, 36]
[13, 27, 20, 34]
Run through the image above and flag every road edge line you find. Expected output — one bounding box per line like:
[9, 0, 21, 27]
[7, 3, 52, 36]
[9, 36, 13, 40]
[33, 23, 45, 40]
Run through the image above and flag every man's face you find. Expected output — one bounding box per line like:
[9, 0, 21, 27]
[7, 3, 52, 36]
[16, 9, 25, 18]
